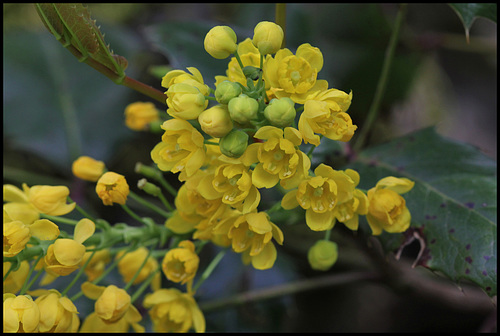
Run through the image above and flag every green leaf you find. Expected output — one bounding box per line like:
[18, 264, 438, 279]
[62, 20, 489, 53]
[35, 3, 127, 77]
[349, 127, 497, 296]
[449, 3, 497, 41]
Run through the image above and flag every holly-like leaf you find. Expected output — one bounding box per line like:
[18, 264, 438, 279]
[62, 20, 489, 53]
[35, 3, 127, 78]
[449, 3, 497, 41]
[349, 127, 497, 296]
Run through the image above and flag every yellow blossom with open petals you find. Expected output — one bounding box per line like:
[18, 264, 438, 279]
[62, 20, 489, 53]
[151, 118, 206, 181]
[264, 43, 326, 103]
[243, 126, 310, 190]
[282, 164, 356, 231]
[299, 99, 357, 146]
[162, 240, 199, 286]
[143, 288, 205, 333]
[212, 161, 260, 213]
[3, 293, 40, 333]
[33, 289, 80, 333]
[366, 176, 415, 235]
[214, 211, 284, 270]
[96, 172, 129, 206]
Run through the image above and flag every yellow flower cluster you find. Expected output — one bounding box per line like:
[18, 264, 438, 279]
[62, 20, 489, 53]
[146, 20, 415, 275]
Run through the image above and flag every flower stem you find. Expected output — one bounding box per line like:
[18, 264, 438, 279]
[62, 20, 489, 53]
[275, 3, 287, 48]
[192, 248, 227, 294]
[352, 4, 408, 153]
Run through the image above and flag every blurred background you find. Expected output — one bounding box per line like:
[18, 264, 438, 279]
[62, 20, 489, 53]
[3, 3, 497, 332]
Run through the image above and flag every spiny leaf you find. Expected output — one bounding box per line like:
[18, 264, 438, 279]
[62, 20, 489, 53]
[35, 3, 127, 77]
[449, 3, 497, 42]
[349, 127, 497, 296]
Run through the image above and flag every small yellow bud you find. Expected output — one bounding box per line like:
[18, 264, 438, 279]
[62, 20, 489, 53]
[215, 80, 242, 104]
[307, 240, 338, 271]
[95, 172, 129, 206]
[27, 185, 75, 216]
[252, 21, 284, 55]
[204, 25, 237, 59]
[228, 94, 259, 125]
[95, 285, 131, 323]
[72, 156, 106, 182]
[124, 102, 160, 131]
[198, 105, 233, 138]
[264, 97, 296, 127]
[220, 129, 249, 158]
[166, 83, 207, 120]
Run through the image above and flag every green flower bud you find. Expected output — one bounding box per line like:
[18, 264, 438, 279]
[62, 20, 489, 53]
[252, 21, 284, 55]
[242, 66, 261, 81]
[215, 80, 242, 104]
[137, 178, 161, 197]
[219, 129, 249, 158]
[228, 94, 259, 125]
[307, 240, 338, 271]
[198, 105, 233, 138]
[263, 97, 296, 127]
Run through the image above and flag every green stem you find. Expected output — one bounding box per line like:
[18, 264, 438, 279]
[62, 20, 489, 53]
[61, 249, 97, 297]
[19, 254, 44, 295]
[40, 214, 79, 226]
[128, 191, 171, 219]
[352, 4, 408, 153]
[275, 3, 287, 48]
[120, 203, 146, 224]
[130, 267, 161, 304]
[233, 50, 245, 70]
[68, 196, 96, 222]
[192, 248, 227, 293]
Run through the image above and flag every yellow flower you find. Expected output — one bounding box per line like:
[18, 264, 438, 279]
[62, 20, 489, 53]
[366, 176, 415, 235]
[162, 240, 199, 286]
[281, 164, 356, 231]
[95, 172, 129, 206]
[264, 43, 325, 103]
[215, 38, 262, 87]
[299, 99, 356, 146]
[162, 67, 210, 96]
[334, 188, 369, 231]
[25, 184, 75, 216]
[33, 289, 80, 333]
[252, 21, 284, 55]
[3, 261, 30, 294]
[214, 211, 284, 270]
[95, 285, 131, 323]
[117, 247, 161, 291]
[44, 218, 94, 276]
[124, 101, 160, 131]
[3, 293, 40, 333]
[3, 202, 39, 225]
[166, 83, 208, 120]
[307, 240, 338, 271]
[143, 288, 205, 333]
[80, 283, 144, 332]
[204, 25, 237, 59]
[242, 126, 310, 190]
[212, 161, 260, 213]
[151, 118, 206, 181]
[3, 220, 30, 257]
[82, 248, 111, 282]
[72, 156, 106, 182]
[198, 104, 233, 138]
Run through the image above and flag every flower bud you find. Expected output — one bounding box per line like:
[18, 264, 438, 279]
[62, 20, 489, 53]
[252, 21, 284, 55]
[228, 94, 259, 125]
[204, 25, 237, 59]
[264, 97, 296, 127]
[95, 172, 129, 206]
[124, 102, 160, 131]
[242, 66, 261, 81]
[27, 185, 75, 216]
[137, 178, 161, 197]
[72, 156, 106, 182]
[198, 105, 233, 138]
[219, 129, 249, 158]
[307, 240, 338, 271]
[95, 285, 131, 323]
[214, 80, 242, 104]
[166, 83, 207, 120]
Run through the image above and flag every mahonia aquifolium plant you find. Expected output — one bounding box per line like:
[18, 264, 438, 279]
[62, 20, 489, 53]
[3, 20, 414, 333]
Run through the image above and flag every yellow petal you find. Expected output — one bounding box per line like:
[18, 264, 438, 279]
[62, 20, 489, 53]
[74, 218, 95, 244]
[305, 209, 335, 231]
[81, 282, 106, 300]
[3, 184, 28, 203]
[53, 239, 85, 266]
[29, 219, 59, 240]
[252, 164, 279, 189]
[281, 190, 299, 209]
[251, 243, 277, 270]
